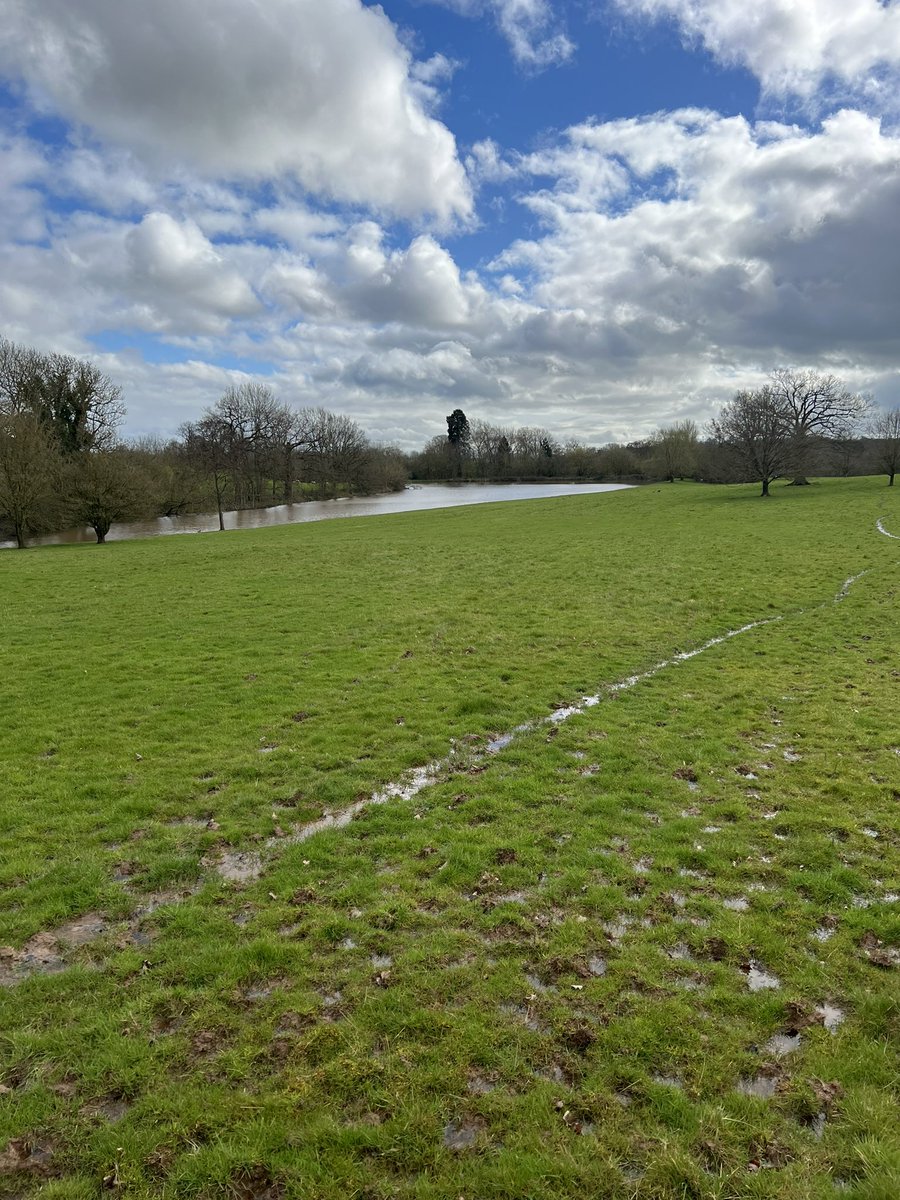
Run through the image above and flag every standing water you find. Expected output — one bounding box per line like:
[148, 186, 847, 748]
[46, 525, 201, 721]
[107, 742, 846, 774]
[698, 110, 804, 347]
[2, 482, 632, 548]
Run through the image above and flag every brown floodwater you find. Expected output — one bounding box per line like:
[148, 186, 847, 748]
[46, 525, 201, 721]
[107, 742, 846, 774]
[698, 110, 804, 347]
[2, 481, 632, 549]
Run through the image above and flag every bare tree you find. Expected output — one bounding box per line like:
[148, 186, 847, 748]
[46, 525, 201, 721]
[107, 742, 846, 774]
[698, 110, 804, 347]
[68, 450, 152, 543]
[0, 338, 124, 453]
[180, 416, 232, 530]
[649, 420, 699, 482]
[868, 406, 900, 486]
[0, 411, 62, 546]
[768, 368, 869, 485]
[710, 387, 792, 497]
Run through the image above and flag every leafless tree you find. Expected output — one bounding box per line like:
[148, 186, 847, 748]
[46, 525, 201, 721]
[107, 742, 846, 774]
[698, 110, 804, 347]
[710, 387, 793, 497]
[768, 368, 869, 485]
[0, 337, 124, 453]
[649, 419, 699, 482]
[868, 406, 900, 486]
[67, 450, 153, 543]
[0, 411, 62, 546]
[180, 415, 232, 529]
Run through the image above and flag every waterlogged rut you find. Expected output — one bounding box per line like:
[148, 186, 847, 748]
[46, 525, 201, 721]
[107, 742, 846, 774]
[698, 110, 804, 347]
[3, 518, 898, 981]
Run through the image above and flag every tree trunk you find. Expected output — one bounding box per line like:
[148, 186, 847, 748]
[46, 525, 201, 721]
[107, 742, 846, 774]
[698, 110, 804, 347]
[761, 478, 770, 497]
[789, 476, 810, 486]
[14, 520, 27, 548]
[889, 472, 895, 486]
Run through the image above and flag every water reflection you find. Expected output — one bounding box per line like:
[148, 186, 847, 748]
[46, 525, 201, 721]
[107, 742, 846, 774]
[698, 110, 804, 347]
[3, 482, 632, 549]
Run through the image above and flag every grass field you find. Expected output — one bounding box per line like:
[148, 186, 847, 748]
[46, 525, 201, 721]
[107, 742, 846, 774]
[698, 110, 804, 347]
[1, 478, 898, 1199]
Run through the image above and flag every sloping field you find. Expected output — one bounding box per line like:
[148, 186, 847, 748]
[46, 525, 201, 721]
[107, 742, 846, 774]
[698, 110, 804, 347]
[1, 479, 898, 1199]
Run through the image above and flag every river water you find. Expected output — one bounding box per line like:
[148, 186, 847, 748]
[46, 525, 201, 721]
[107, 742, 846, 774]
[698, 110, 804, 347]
[2, 481, 632, 549]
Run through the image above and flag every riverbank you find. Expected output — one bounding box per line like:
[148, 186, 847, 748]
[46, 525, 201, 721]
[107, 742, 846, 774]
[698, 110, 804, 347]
[0, 480, 632, 548]
[1, 479, 897, 1198]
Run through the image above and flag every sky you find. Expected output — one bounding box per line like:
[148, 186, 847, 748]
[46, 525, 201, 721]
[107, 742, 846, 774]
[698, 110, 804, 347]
[1, 0, 899, 449]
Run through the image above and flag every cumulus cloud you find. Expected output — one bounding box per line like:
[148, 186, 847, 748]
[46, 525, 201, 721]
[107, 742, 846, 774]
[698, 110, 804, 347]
[434, 0, 574, 68]
[616, 0, 900, 100]
[500, 108, 900, 366]
[0, 0, 472, 223]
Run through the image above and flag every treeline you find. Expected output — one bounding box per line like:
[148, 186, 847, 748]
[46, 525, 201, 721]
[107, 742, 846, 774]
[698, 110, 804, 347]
[0, 338, 405, 547]
[411, 385, 900, 493]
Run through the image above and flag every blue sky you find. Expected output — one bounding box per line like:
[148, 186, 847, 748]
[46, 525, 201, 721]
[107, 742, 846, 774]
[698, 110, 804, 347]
[1, 0, 899, 447]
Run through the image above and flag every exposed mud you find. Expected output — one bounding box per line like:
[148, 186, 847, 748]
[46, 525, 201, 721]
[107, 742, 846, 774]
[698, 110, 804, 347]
[442, 1120, 480, 1151]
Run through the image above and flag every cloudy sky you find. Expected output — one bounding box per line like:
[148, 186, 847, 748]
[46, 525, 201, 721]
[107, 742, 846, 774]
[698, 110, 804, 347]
[1, 0, 899, 447]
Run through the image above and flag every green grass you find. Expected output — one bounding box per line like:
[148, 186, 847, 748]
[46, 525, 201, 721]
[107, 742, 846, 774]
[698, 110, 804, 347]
[0, 478, 898, 1198]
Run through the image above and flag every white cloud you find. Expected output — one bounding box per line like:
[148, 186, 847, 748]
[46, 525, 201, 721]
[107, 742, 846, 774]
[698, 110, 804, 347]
[0, 0, 472, 224]
[434, 0, 574, 68]
[616, 0, 900, 100]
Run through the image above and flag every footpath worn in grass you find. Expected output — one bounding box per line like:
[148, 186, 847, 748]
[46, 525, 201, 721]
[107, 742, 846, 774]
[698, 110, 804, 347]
[0, 478, 898, 1199]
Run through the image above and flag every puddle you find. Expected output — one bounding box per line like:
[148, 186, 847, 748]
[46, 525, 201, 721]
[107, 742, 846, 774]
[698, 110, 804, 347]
[743, 961, 780, 991]
[701, 825, 722, 834]
[633, 857, 653, 874]
[651, 1074, 682, 1089]
[812, 927, 835, 943]
[271, 763, 441, 848]
[536, 1064, 568, 1085]
[861, 827, 879, 839]
[737, 1074, 779, 1099]
[371, 954, 393, 970]
[341, 938, 357, 950]
[499, 1003, 543, 1033]
[602, 917, 633, 943]
[466, 1074, 495, 1095]
[81, 1097, 130, 1123]
[0, 912, 113, 986]
[723, 897, 750, 913]
[588, 956, 607, 977]
[442, 1121, 479, 1151]
[666, 942, 693, 961]
[809, 1112, 827, 1140]
[524, 972, 552, 993]
[206, 850, 263, 884]
[783, 749, 802, 762]
[764, 1031, 801, 1056]
[816, 1003, 845, 1034]
[674, 975, 703, 990]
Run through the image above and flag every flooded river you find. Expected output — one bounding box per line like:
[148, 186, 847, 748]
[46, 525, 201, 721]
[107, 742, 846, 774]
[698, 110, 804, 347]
[2, 481, 632, 549]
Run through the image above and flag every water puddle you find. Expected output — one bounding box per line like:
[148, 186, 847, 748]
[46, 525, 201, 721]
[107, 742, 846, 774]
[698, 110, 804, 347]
[764, 1031, 801, 1056]
[743, 961, 780, 991]
[723, 897, 750, 912]
[588, 955, 607, 977]
[442, 1121, 480, 1151]
[835, 571, 869, 601]
[466, 1074, 495, 1095]
[737, 1074, 779, 1099]
[816, 1003, 845, 1034]
[783, 748, 802, 762]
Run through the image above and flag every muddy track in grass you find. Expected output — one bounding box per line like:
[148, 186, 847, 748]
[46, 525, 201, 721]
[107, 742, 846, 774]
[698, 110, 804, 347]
[3, 518, 898, 983]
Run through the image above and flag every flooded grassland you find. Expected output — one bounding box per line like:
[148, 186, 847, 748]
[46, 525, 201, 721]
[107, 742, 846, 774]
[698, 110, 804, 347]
[0, 479, 898, 1198]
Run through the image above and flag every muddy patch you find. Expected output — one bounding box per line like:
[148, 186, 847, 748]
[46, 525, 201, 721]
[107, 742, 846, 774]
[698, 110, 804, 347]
[442, 1120, 481, 1151]
[0, 912, 110, 986]
[0, 1136, 57, 1178]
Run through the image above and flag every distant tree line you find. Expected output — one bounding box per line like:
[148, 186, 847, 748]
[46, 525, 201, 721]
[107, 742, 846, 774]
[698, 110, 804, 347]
[4, 336, 899, 546]
[0, 337, 405, 547]
[410, 376, 898, 497]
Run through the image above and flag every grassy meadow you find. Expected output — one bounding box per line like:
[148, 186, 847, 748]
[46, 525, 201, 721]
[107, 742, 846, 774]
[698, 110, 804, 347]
[0, 478, 898, 1199]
